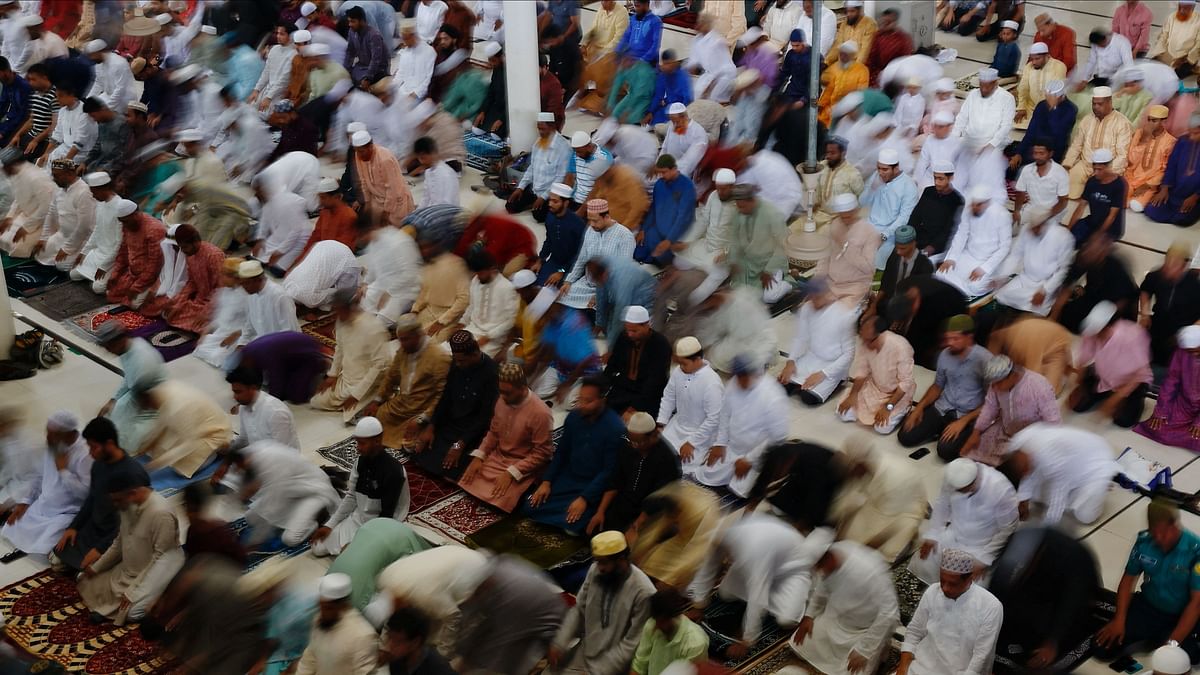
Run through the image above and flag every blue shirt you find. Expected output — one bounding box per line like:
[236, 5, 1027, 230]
[616, 11, 663, 63]
[542, 307, 599, 373]
[517, 133, 573, 198]
[933, 344, 992, 415]
[648, 68, 692, 124]
[538, 209, 586, 282]
[594, 256, 656, 349]
[0, 74, 30, 140]
[1125, 528, 1200, 614]
[862, 174, 920, 267]
[991, 41, 1021, 77]
[636, 174, 697, 265]
[778, 48, 812, 102]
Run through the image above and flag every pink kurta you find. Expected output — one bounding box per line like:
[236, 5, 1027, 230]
[969, 369, 1061, 466]
[459, 392, 555, 513]
[106, 214, 166, 305]
[354, 145, 415, 228]
[1077, 319, 1154, 392]
[845, 332, 915, 426]
[815, 217, 881, 304]
[141, 242, 225, 333]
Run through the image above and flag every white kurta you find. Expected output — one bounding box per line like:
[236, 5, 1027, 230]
[894, 92, 926, 137]
[418, 161, 460, 208]
[952, 88, 1016, 150]
[994, 223, 1074, 315]
[330, 91, 389, 156]
[394, 41, 436, 100]
[796, 5, 837, 57]
[786, 299, 859, 401]
[242, 441, 340, 529]
[1008, 424, 1120, 526]
[294, 608, 379, 675]
[73, 196, 122, 283]
[372, 546, 490, 645]
[193, 287, 249, 367]
[0, 17, 26, 70]
[258, 152, 322, 212]
[360, 227, 423, 324]
[0, 432, 40, 509]
[283, 240, 360, 309]
[473, 1, 504, 41]
[0, 439, 92, 556]
[659, 121, 709, 179]
[739, 150, 804, 218]
[47, 100, 97, 163]
[678, 190, 734, 270]
[696, 286, 777, 373]
[656, 361, 724, 477]
[1080, 32, 1133, 81]
[902, 584, 1003, 675]
[240, 282, 301, 346]
[936, 201, 1012, 298]
[178, 81, 226, 144]
[464, 274, 519, 358]
[253, 43, 296, 104]
[696, 375, 790, 497]
[958, 146, 1008, 206]
[235, 391, 300, 451]
[415, 0, 447, 43]
[608, 125, 659, 178]
[35, 179, 95, 268]
[214, 104, 275, 180]
[687, 31, 736, 103]
[15, 31, 66, 75]
[0, 162, 54, 258]
[311, 26, 349, 66]
[257, 191, 313, 272]
[913, 135, 964, 190]
[909, 464, 1019, 583]
[87, 51, 135, 113]
[794, 542, 900, 675]
[688, 515, 825, 642]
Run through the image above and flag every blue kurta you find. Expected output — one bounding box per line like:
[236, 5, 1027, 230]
[1018, 99, 1078, 163]
[594, 256, 656, 349]
[778, 48, 812, 103]
[1145, 136, 1200, 227]
[615, 12, 663, 63]
[648, 68, 693, 124]
[862, 174, 920, 268]
[521, 407, 624, 535]
[542, 307, 601, 378]
[635, 174, 697, 266]
[537, 210, 587, 283]
[991, 41, 1021, 77]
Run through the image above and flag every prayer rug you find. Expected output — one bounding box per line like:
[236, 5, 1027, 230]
[148, 455, 223, 498]
[227, 517, 312, 571]
[316, 437, 461, 513]
[699, 597, 794, 672]
[67, 305, 155, 341]
[19, 281, 109, 321]
[408, 492, 503, 544]
[301, 314, 336, 356]
[0, 571, 177, 674]
[466, 516, 589, 570]
[662, 9, 697, 30]
[1, 252, 24, 270]
[128, 320, 198, 363]
[4, 262, 68, 298]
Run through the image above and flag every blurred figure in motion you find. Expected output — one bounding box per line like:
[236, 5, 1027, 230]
[828, 433, 927, 564]
[379, 606, 458, 675]
[294, 573, 378, 675]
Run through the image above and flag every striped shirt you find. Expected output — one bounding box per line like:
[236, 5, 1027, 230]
[566, 144, 613, 203]
[28, 87, 59, 136]
[517, 133, 572, 199]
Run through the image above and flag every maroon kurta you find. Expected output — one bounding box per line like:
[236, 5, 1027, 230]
[865, 29, 914, 86]
[106, 214, 166, 305]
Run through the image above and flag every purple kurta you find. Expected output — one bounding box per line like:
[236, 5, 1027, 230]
[1136, 349, 1200, 452]
[237, 332, 328, 405]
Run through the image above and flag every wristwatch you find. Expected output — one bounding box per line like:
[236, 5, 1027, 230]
[885, 403, 895, 411]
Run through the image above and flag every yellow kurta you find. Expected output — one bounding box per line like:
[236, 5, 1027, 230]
[375, 342, 451, 449]
[140, 380, 233, 478]
[1062, 111, 1134, 198]
[818, 62, 869, 127]
[577, 5, 629, 113]
[412, 252, 471, 342]
[815, 160, 866, 226]
[309, 311, 394, 422]
[1125, 128, 1178, 202]
[631, 482, 724, 588]
[825, 16, 877, 66]
[705, 2, 747, 47]
[589, 163, 651, 230]
[585, 4, 628, 55]
[1015, 58, 1067, 115]
[1149, 11, 1200, 62]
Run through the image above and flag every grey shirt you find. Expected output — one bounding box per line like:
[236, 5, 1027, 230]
[933, 344, 991, 415]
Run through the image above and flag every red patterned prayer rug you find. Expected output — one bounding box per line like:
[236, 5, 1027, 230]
[300, 314, 336, 356]
[316, 437, 461, 513]
[0, 571, 177, 673]
[68, 305, 155, 340]
[409, 492, 503, 544]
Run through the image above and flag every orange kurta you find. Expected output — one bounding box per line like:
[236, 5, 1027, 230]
[817, 62, 869, 127]
[1126, 128, 1177, 203]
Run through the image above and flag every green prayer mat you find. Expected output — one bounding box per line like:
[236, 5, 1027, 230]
[467, 515, 588, 569]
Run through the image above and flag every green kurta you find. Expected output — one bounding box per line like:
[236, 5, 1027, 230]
[608, 61, 655, 125]
[1114, 88, 1153, 125]
[728, 200, 790, 288]
[327, 519, 431, 609]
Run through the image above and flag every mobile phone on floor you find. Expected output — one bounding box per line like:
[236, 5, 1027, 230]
[1108, 655, 1135, 672]
[908, 447, 930, 460]
[1125, 662, 1143, 673]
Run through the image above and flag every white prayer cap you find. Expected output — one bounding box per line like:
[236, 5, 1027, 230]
[300, 43, 330, 57]
[1091, 85, 1113, 98]
[944, 458, 979, 490]
[291, 29, 311, 43]
[347, 121, 366, 135]
[154, 12, 174, 25]
[84, 171, 111, 187]
[354, 416, 383, 438]
[1092, 147, 1114, 163]
[839, 40, 859, 54]
[623, 305, 650, 324]
[351, 130, 372, 147]
[318, 177, 339, 193]
[1044, 79, 1066, 95]
[169, 63, 201, 84]
[570, 130, 592, 148]
[932, 159, 956, 174]
[1000, 19, 1020, 30]
[46, 410, 80, 432]
[19, 15, 42, 27]
[1125, 67, 1145, 82]
[593, 118, 618, 145]
[675, 336, 702, 358]
[545, 183, 572, 200]
[510, 269, 537, 289]
[829, 193, 858, 213]
[411, 98, 437, 123]
[525, 287, 558, 322]
[238, 260, 265, 279]
[1081, 300, 1118, 337]
[1153, 641, 1193, 674]
[714, 168, 736, 185]
[1179, 325, 1200, 350]
[978, 67, 999, 82]
[934, 77, 956, 93]
[844, 0, 863, 6]
[931, 111, 955, 126]
[200, 24, 217, 35]
[667, 102, 688, 116]
[83, 39, 107, 54]
[831, 91, 864, 118]
[301, 1, 317, 16]
[968, 185, 993, 203]
[627, 412, 656, 434]
[483, 41, 502, 58]
[318, 573, 353, 601]
[738, 27, 764, 45]
[940, 548, 978, 574]
[176, 128, 204, 142]
[115, 199, 138, 217]
[398, 18, 417, 31]
[536, 111, 556, 123]
[877, 148, 900, 165]
[1029, 41, 1049, 55]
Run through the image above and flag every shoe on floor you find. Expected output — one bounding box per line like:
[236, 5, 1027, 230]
[0, 549, 26, 564]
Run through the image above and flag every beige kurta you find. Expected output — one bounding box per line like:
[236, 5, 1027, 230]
[1015, 58, 1067, 115]
[375, 341, 451, 449]
[843, 332, 915, 425]
[1063, 111, 1134, 199]
[77, 492, 184, 626]
[139, 380, 233, 478]
[814, 161, 865, 227]
[1148, 11, 1200, 63]
[814, 216, 881, 304]
[294, 608, 379, 675]
[986, 317, 1073, 395]
[412, 252, 470, 343]
[830, 452, 927, 563]
[706, 2, 747, 46]
[631, 481, 725, 588]
[310, 311, 394, 422]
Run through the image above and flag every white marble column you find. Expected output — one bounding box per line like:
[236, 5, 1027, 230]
[864, 0, 936, 50]
[502, 0, 540, 154]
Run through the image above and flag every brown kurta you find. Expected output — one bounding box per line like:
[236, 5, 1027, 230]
[458, 392, 554, 513]
[354, 144, 415, 228]
[106, 215, 166, 305]
[987, 317, 1074, 395]
[375, 341, 452, 448]
[589, 163, 651, 231]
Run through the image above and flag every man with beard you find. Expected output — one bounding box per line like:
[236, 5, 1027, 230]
[587, 413, 681, 536]
[549, 531, 655, 674]
[414, 330, 498, 482]
[294, 573, 378, 675]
